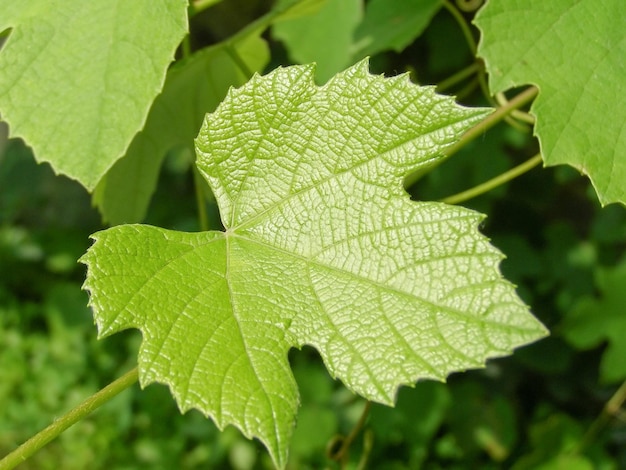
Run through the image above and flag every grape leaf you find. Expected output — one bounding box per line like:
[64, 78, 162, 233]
[561, 259, 626, 384]
[81, 59, 547, 467]
[475, 0, 626, 206]
[92, 34, 269, 225]
[0, 0, 188, 190]
[272, 0, 362, 82]
[352, 0, 441, 59]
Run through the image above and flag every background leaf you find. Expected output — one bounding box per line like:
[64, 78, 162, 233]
[475, 0, 626, 206]
[82, 60, 546, 467]
[272, 0, 362, 82]
[92, 34, 269, 225]
[561, 257, 626, 383]
[0, 0, 188, 190]
[351, 0, 441, 60]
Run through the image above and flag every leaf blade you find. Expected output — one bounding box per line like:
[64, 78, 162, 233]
[92, 33, 269, 224]
[0, 0, 188, 189]
[475, 0, 626, 206]
[83, 59, 547, 467]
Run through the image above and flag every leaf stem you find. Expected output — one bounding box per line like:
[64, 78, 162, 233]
[224, 43, 255, 79]
[436, 62, 480, 93]
[405, 85, 539, 189]
[178, 35, 212, 232]
[453, 76, 479, 101]
[440, 153, 542, 205]
[446, 85, 538, 155]
[442, 0, 477, 56]
[356, 429, 374, 470]
[573, 380, 626, 455]
[328, 401, 372, 467]
[0, 368, 138, 470]
[441, 0, 495, 105]
[193, 167, 211, 231]
[224, 0, 304, 48]
[496, 92, 536, 125]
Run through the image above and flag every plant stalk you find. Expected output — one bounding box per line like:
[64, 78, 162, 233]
[442, 0, 477, 55]
[405, 85, 539, 189]
[225, 0, 304, 47]
[329, 401, 372, 467]
[437, 62, 480, 93]
[440, 153, 543, 204]
[193, 167, 211, 232]
[573, 380, 626, 455]
[0, 368, 139, 470]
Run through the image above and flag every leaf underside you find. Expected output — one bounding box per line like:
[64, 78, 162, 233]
[81, 59, 547, 468]
[475, 0, 626, 206]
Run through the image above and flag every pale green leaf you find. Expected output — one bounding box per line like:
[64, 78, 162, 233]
[93, 34, 269, 225]
[81, 59, 547, 467]
[272, 0, 362, 82]
[352, 0, 442, 59]
[475, 0, 626, 206]
[0, 0, 188, 190]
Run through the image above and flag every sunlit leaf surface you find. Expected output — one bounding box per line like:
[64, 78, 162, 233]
[82, 59, 547, 467]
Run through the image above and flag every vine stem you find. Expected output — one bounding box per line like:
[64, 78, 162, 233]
[436, 62, 480, 93]
[329, 401, 372, 467]
[442, 0, 477, 56]
[223, 0, 304, 47]
[573, 380, 626, 455]
[441, 0, 493, 105]
[440, 153, 542, 204]
[445, 85, 538, 157]
[0, 368, 139, 470]
[193, 167, 211, 232]
[405, 85, 539, 189]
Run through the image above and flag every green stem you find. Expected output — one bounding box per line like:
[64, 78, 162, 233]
[193, 167, 210, 232]
[441, 0, 495, 106]
[356, 429, 374, 470]
[178, 36, 211, 232]
[453, 76, 479, 101]
[441, 0, 495, 104]
[329, 401, 372, 467]
[224, 43, 254, 79]
[446, 86, 537, 155]
[436, 62, 480, 93]
[496, 92, 536, 125]
[0, 368, 139, 470]
[573, 380, 626, 455]
[440, 153, 542, 205]
[181, 34, 192, 58]
[442, 0, 477, 55]
[225, 0, 303, 47]
[405, 85, 539, 189]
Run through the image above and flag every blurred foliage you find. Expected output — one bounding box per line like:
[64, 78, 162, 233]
[2, 0, 626, 468]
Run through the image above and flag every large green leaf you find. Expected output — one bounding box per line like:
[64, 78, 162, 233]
[272, 0, 362, 82]
[81, 59, 547, 467]
[0, 0, 188, 190]
[475, 0, 626, 206]
[93, 34, 269, 225]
